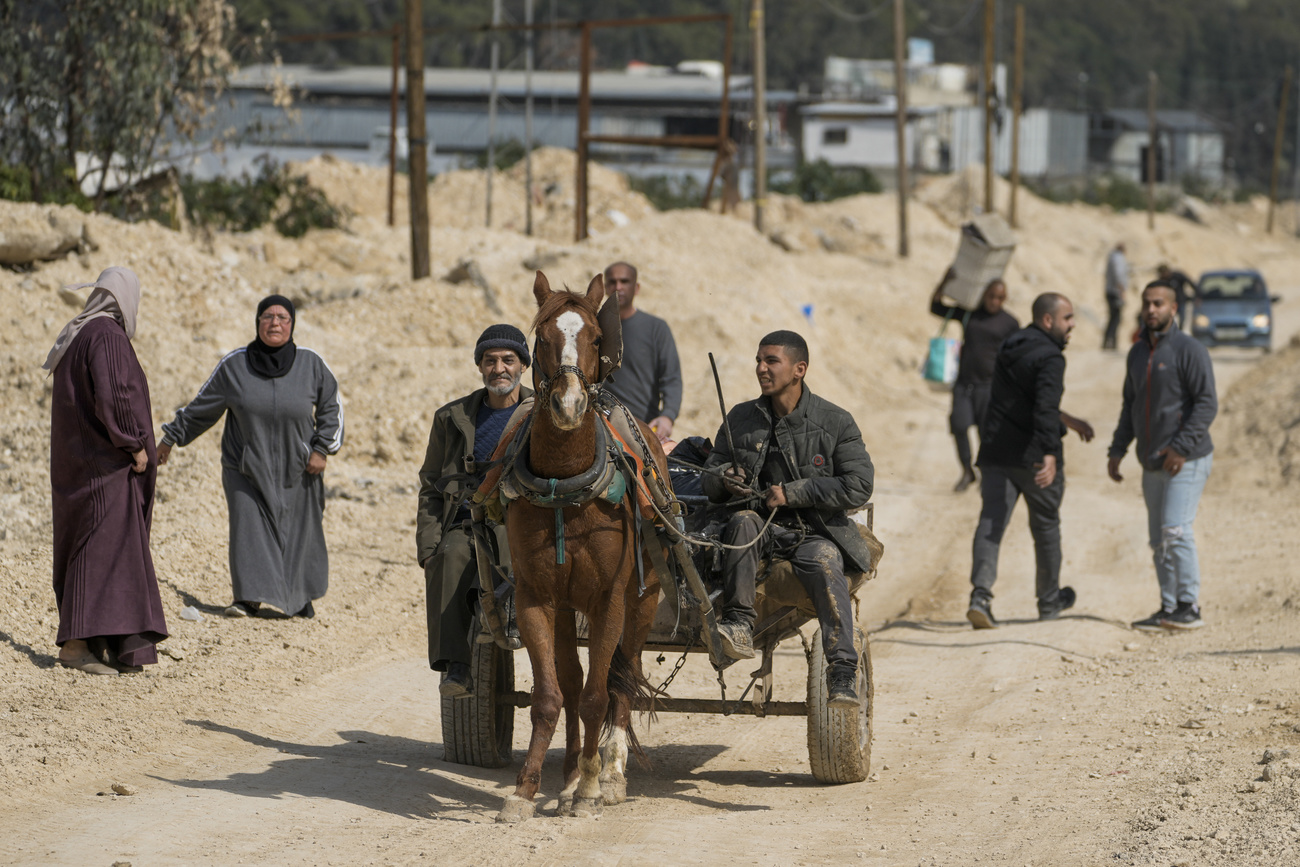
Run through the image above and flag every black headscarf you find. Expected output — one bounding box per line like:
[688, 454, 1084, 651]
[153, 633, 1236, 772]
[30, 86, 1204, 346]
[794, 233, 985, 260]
[246, 294, 298, 379]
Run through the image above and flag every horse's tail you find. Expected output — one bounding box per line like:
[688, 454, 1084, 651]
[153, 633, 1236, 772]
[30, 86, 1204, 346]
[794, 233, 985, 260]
[604, 645, 659, 770]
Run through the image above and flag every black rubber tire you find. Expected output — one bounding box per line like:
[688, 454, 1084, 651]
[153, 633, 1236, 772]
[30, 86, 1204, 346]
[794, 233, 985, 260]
[806, 626, 873, 784]
[441, 638, 515, 768]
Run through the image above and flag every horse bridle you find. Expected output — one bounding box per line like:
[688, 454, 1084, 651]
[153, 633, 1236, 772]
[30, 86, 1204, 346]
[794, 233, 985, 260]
[531, 335, 602, 399]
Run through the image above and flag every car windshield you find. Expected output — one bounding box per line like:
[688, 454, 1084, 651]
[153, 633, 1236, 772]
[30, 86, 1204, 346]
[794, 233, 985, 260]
[1199, 274, 1264, 299]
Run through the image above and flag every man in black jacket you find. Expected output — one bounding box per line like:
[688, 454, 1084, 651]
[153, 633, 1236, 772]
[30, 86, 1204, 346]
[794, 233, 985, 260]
[931, 271, 1020, 492]
[967, 294, 1095, 629]
[1108, 280, 1217, 631]
[703, 331, 875, 707]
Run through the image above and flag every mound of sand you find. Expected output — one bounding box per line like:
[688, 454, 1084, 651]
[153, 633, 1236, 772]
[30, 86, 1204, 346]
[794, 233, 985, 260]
[1215, 333, 1300, 488]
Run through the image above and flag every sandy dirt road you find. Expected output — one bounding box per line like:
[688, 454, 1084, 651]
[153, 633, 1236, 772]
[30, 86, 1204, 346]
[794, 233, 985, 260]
[3, 291, 1298, 867]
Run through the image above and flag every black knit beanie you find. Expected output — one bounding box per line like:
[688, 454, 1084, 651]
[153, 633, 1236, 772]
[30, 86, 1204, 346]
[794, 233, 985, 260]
[474, 323, 530, 366]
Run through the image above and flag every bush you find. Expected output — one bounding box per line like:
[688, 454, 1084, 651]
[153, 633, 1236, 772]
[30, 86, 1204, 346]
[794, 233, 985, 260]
[772, 159, 882, 203]
[628, 173, 706, 211]
[182, 158, 343, 237]
[476, 139, 528, 171]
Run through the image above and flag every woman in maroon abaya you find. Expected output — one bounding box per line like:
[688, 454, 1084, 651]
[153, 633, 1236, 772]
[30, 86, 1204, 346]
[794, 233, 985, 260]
[44, 267, 168, 675]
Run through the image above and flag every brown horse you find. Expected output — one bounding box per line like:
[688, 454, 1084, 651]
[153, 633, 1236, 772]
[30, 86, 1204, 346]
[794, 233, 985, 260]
[496, 271, 668, 823]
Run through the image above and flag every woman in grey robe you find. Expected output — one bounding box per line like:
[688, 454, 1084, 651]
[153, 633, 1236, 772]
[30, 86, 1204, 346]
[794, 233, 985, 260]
[158, 295, 343, 618]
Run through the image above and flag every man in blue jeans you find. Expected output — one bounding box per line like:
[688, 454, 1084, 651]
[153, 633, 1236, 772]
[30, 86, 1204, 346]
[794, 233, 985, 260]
[1108, 279, 1218, 631]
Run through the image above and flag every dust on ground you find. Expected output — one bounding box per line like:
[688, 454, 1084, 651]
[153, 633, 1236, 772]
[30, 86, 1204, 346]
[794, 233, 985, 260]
[2, 154, 1299, 866]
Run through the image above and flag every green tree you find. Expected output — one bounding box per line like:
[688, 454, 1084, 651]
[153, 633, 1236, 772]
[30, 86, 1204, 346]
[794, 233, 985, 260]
[0, 0, 237, 206]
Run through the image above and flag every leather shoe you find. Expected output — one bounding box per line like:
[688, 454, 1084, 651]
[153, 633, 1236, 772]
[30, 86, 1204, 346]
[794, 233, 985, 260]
[59, 654, 118, 676]
[440, 662, 474, 699]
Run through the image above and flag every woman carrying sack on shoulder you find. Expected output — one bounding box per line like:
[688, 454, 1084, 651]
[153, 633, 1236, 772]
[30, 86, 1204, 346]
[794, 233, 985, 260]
[929, 269, 1019, 492]
[158, 295, 344, 618]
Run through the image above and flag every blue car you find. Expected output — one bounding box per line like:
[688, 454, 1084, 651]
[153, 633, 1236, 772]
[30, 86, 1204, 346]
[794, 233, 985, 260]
[1191, 269, 1278, 352]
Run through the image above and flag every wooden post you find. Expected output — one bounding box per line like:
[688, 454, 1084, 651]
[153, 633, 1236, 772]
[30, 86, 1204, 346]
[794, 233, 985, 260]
[405, 0, 430, 279]
[1267, 65, 1293, 234]
[575, 21, 591, 241]
[1146, 70, 1157, 231]
[1009, 4, 1024, 228]
[982, 0, 995, 213]
[751, 0, 767, 233]
[387, 25, 400, 227]
[893, 0, 908, 257]
[485, 0, 502, 228]
[524, 0, 535, 236]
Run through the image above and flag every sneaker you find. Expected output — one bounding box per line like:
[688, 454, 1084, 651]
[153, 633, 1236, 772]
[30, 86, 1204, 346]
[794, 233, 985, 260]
[439, 662, 474, 698]
[223, 601, 259, 618]
[1160, 602, 1204, 630]
[826, 663, 859, 709]
[716, 619, 756, 660]
[966, 594, 997, 630]
[1038, 586, 1077, 621]
[1131, 609, 1174, 632]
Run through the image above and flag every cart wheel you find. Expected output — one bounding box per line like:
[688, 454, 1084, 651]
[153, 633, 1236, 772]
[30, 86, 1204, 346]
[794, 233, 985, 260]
[805, 626, 872, 784]
[441, 637, 515, 768]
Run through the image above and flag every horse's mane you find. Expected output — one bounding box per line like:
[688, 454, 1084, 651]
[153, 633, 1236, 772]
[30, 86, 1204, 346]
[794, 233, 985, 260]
[532, 288, 600, 333]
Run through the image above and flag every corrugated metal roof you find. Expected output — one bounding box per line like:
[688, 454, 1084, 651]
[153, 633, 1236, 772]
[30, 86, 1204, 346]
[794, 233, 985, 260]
[231, 63, 763, 103]
[1104, 109, 1219, 133]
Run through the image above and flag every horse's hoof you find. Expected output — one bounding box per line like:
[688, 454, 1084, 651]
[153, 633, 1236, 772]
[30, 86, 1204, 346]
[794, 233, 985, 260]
[567, 795, 603, 818]
[599, 773, 627, 805]
[496, 795, 535, 824]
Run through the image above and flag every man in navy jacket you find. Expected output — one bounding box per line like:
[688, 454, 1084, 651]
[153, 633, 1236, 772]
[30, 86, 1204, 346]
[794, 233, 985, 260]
[1108, 280, 1218, 631]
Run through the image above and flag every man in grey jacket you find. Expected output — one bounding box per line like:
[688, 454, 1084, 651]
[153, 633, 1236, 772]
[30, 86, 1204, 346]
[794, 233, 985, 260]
[703, 330, 875, 708]
[1108, 280, 1218, 631]
[1103, 242, 1129, 350]
[417, 325, 532, 697]
[603, 261, 682, 442]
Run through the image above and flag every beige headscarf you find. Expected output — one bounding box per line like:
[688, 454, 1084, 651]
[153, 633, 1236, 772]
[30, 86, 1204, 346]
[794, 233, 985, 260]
[42, 266, 142, 372]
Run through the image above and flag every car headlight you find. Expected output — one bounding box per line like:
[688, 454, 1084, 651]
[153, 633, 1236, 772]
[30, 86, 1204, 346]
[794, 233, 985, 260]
[1252, 313, 1270, 328]
[1194, 314, 1211, 329]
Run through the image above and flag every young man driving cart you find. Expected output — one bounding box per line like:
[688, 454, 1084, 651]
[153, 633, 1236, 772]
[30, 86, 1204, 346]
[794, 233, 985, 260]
[703, 330, 875, 708]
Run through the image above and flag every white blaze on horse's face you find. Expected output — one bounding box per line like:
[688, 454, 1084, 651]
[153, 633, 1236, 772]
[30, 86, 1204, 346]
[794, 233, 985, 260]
[549, 310, 589, 429]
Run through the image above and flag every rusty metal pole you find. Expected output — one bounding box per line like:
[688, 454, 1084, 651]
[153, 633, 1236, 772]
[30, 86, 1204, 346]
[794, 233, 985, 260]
[1009, 4, 1023, 229]
[1267, 65, 1293, 234]
[751, 0, 767, 233]
[1146, 70, 1157, 231]
[405, 0, 430, 278]
[387, 25, 399, 227]
[982, 0, 996, 213]
[701, 15, 734, 208]
[576, 21, 591, 241]
[524, 0, 535, 236]
[893, 0, 908, 257]
[485, 0, 501, 228]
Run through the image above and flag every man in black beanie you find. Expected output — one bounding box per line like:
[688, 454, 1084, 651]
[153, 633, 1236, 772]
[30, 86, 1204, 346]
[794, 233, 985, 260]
[417, 324, 531, 698]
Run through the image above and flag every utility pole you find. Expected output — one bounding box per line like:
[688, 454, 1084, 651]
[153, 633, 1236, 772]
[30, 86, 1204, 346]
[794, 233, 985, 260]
[982, 0, 996, 213]
[485, 0, 502, 228]
[575, 22, 591, 241]
[1146, 70, 1157, 231]
[524, 0, 535, 236]
[751, 0, 767, 233]
[1009, 4, 1024, 228]
[892, 0, 908, 257]
[1267, 65, 1292, 235]
[405, 0, 430, 279]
